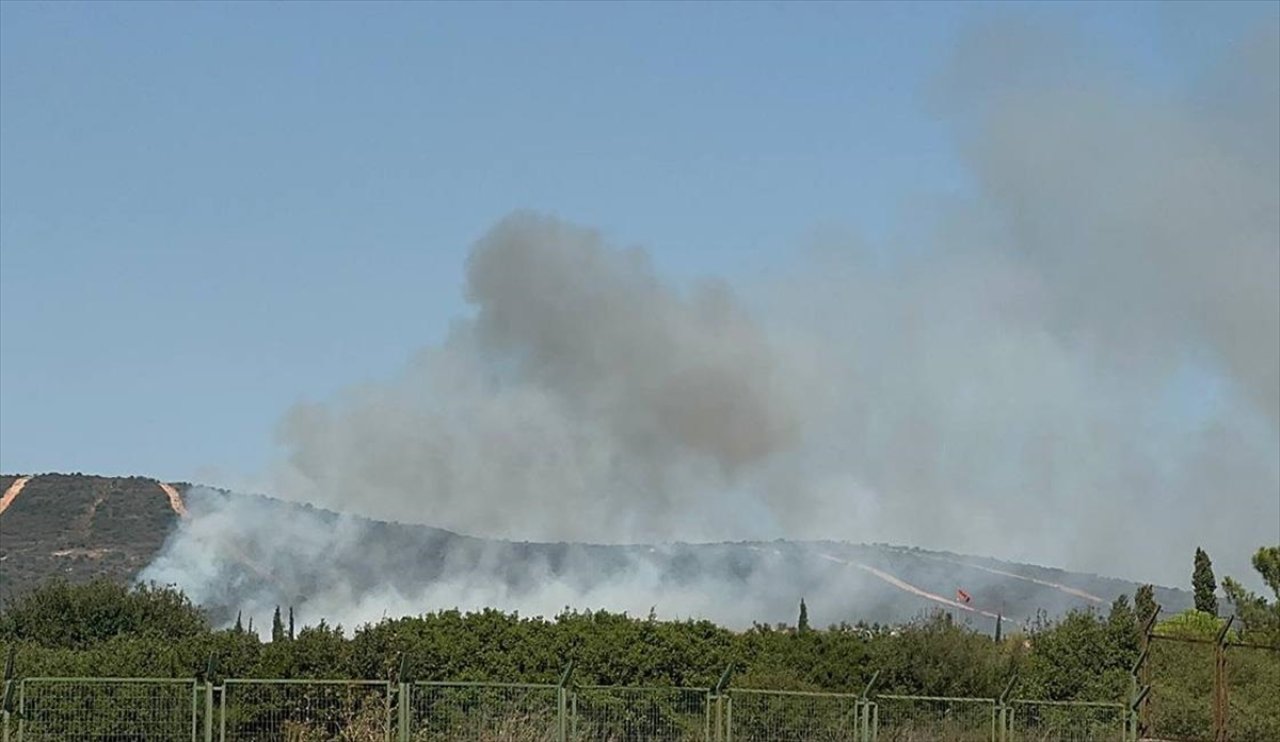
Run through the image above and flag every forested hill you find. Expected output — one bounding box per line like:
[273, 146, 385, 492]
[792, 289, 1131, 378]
[0, 473, 1192, 624]
[1, 473, 183, 604]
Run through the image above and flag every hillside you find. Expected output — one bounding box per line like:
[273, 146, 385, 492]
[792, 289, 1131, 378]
[0, 473, 185, 604]
[0, 473, 1193, 627]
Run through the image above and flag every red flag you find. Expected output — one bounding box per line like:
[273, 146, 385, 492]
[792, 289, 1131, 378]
[956, 589, 971, 604]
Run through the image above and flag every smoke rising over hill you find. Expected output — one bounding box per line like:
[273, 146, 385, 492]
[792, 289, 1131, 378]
[273, 213, 811, 542]
[144, 19, 1278, 625]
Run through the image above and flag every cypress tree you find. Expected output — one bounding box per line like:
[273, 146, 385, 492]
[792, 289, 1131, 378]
[1193, 547, 1219, 615]
[1135, 584, 1157, 627]
[1108, 594, 1134, 626]
[797, 598, 810, 634]
[272, 606, 285, 643]
[288, 606, 296, 641]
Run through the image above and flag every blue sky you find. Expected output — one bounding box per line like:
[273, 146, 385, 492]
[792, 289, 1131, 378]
[0, 1, 1272, 481]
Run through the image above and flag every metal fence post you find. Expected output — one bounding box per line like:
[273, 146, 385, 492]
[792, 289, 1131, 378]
[1128, 685, 1151, 742]
[1127, 646, 1147, 742]
[858, 670, 879, 742]
[395, 655, 410, 742]
[396, 681, 409, 742]
[556, 660, 574, 742]
[712, 664, 733, 742]
[202, 681, 213, 742]
[201, 653, 218, 742]
[1137, 605, 1160, 737]
[712, 694, 722, 742]
[1, 646, 15, 742]
[997, 674, 1017, 742]
[15, 682, 23, 742]
[1212, 616, 1233, 742]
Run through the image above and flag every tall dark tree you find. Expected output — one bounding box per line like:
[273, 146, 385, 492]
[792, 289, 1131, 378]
[1107, 594, 1140, 653]
[288, 606, 296, 641]
[271, 606, 285, 643]
[1108, 595, 1134, 627]
[1134, 584, 1157, 627]
[797, 599, 810, 634]
[1193, 547, 1219, 615]
[234, 611, 244, 633]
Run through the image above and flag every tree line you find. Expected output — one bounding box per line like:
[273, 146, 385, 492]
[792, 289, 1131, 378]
[0, 546, 1275, 704]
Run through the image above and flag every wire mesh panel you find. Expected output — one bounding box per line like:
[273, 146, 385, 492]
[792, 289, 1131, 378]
[220, 679, 391, 742]
[408, 682, 559, 741]
[1145, 636, 1214, 741]
[1006, 700, 1126, 742]
[17, 677, 197, 741]
[724, 688, 861, 742]
[570, 686, 710, 742]
[873, 695, 995, 742]
[1225, 643, 1280, 742]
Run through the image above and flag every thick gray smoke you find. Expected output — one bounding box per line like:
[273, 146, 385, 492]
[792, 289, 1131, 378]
[272, 213, 812, 542]
[146, 19, 1278, 627]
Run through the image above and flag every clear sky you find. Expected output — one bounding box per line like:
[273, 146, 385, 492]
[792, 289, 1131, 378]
[0, 1, 1272, 481]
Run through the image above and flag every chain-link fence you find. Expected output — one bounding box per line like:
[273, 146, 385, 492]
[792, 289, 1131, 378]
[872, 695, 996, 742]
[569, 686, 710, 741]
[9, 665, 1280, 742]
[1144, 635, 1214, 740]
[14, 677, 198, 741]
[1224, 642, 1280, 742]
[409, 681, 560, 741]
[1138, 630, 1280, 742]
[1004, 699, 1126, 741]
[724, 688, 863, 742]
[219, 679, 392, 741]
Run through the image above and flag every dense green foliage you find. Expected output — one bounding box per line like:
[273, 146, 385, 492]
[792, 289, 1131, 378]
[2, 553, 1277, 693]
[2, 544, 1278, 741]
[0, 579, 205, 650]
[1222, 545, 1280, 645]
[0, 577, 1189, 703]
[0, 579, 1024, 697]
